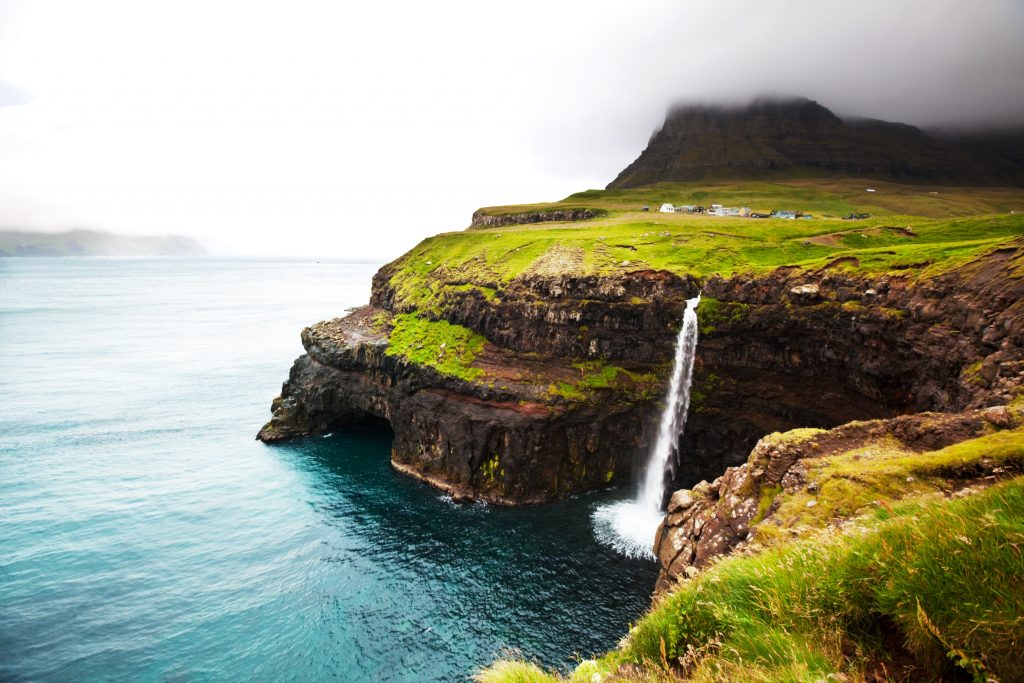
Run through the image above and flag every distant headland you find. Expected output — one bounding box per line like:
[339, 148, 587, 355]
[0, 229, 206, 257]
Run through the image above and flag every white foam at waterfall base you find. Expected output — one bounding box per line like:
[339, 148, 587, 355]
[591, 499, 664, 559]
[592, 294, 701, 560]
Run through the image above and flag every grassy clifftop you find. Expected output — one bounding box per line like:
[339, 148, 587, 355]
[475, 179, 1024, 219]
[384, 180, 1024, 318]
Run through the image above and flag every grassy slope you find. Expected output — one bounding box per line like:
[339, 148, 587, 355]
[620, 477, 1024, 682]
[385, 313, 486, 381]
[478, 402, 1024, 682]
[386, 182, 1024, 320]
[479, 478, 1024, 683]
[757, 425, 1024, 543]
[476, 179, 1024, 219]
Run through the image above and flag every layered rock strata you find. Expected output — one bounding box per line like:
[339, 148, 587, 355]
[469, 208, 606, 229]
[260, 240, 1024, 505]
[258, 306, 662, 504]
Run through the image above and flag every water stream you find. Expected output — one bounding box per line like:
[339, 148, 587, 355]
[592, 294, 701, 559]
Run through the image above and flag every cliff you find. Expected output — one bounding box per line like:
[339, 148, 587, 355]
[261, 208, 1024, 678]
[258, 110, 1024, 679]
[608, 98, 1024, 188]
[655, 405, 1023, 590]
[259, 194, 1024, 505]
[469, 208, 606, 229]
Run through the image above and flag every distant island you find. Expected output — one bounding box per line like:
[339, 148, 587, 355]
[0, 229, 206, 257]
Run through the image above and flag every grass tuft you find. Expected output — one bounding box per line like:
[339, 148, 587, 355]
[385, 313, 486, 381]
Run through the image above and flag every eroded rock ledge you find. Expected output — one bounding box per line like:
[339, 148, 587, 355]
[469, 207, 606, 229]
[258, 306, 659, 504]
[259, 241, 1024, 505]
[654, 404, 1024, 592]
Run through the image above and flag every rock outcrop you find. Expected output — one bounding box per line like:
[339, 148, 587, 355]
[469, 208, 606, 229]
[653, 406, 1024, 592]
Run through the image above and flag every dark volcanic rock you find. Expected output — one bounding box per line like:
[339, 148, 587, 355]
[659, 242, 1024, 490]
[371, 266, 701, 362]
[258, 309, 656, 504]
[260, 242, 1024, 505]
[608, 98, 1024, 188]
[469, 208, 607, 229]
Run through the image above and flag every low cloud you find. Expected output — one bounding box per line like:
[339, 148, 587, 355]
[0, 0, 1019, 259]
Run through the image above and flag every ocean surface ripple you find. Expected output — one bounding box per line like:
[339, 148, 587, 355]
[0, 258, 656, 682]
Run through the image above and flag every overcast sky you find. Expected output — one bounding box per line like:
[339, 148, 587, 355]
[0, 0, 1022, 260]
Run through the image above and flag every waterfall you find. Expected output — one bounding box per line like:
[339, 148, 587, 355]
[592, 294, 701, 559]
[638, 293, 701, 511]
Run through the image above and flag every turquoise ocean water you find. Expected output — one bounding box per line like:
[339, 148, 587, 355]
[0, 258, 657, 682]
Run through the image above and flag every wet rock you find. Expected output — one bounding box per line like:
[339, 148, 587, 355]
[668, 488, 696, 511]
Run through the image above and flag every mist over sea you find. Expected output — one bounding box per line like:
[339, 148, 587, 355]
[0, 258, 656, 682]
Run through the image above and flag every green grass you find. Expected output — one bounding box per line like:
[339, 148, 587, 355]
[384, 313, 486, 381]
[696, 298, 748, 336]
[481, 477, 1024, 682]
[474, 661, 560, 683]
[759, 425, 1024, 540]
[476, 179, 1024, 220]
[384, 210, 1024, 318]
[547, 361, 661, 402]
[379, 179, 1024, 390]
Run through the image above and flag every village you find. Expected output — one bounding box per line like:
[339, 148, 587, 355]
[643, 202, 873, 221]
[646, 202, 809, 219]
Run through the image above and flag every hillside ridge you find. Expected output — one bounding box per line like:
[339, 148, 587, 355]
[608, 97, 1024, 189]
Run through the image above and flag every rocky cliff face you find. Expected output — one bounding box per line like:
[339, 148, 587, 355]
[469, 208, 606, 229]
[679, 245, 1024, 487]
[259, 239, 1024, 505]
[608, 98, 1024, 188]
[258, 306, 663, 504]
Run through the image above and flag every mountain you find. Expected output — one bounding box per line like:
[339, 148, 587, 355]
[0, 229, 206, 257]
[608, 97, 1024, 188]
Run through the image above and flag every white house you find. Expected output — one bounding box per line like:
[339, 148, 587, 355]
[659, 203, 675, 213]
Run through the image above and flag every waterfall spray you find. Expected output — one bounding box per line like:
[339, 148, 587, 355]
[592, 294, 701, 559]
